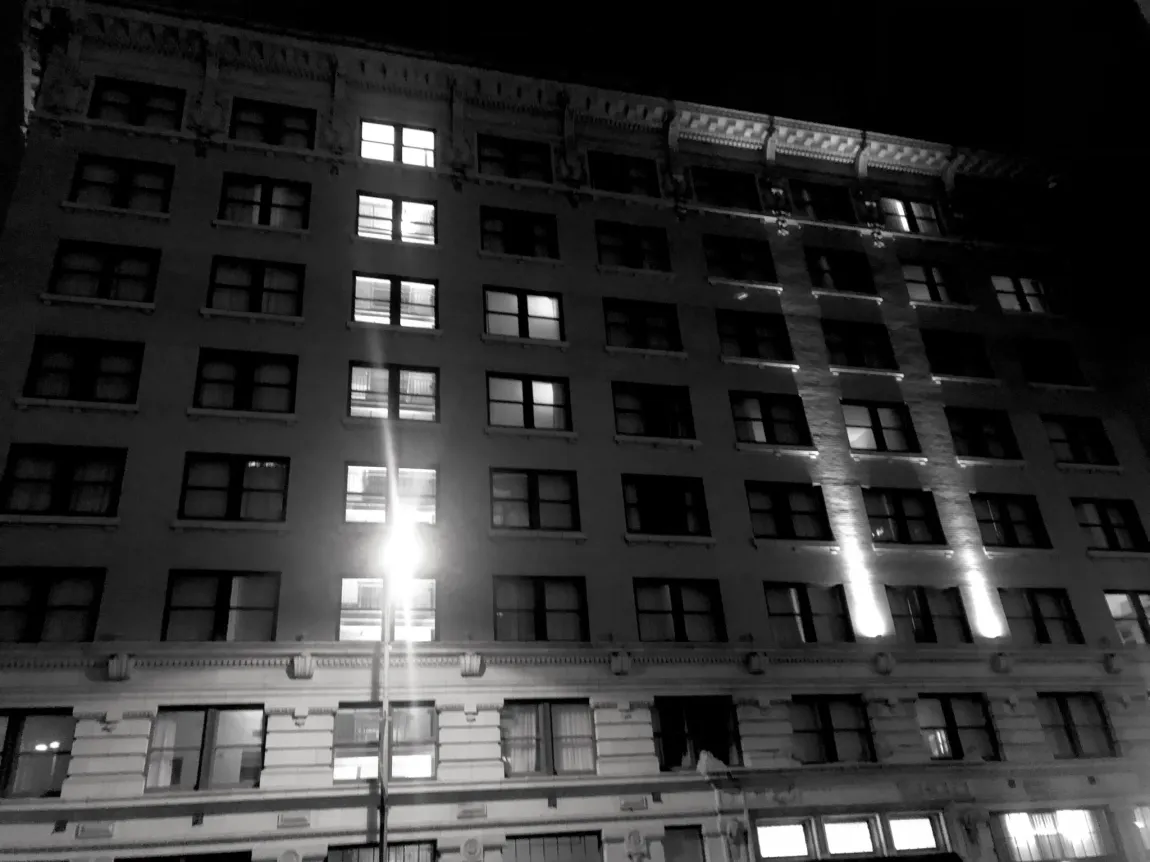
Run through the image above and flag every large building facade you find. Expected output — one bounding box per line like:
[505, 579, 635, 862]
[3, 3, 1150, 862]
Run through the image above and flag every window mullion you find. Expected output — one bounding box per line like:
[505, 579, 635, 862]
[534, 579, 548, 640]
[920, 590, 938, 643]
[821, 703, 838, 762]
[777, 491, 795, 539]
[1030, 594, 1049, 643]
[1135, 595, 1150, 641]
[670, 586, 686, 641]
[943, 700, 962, 759]
[214, 575, 232, 640]
[797, 588, 817, 642]
[528, 474, 541, 529]
[522, 377, 535, 429]
[1061, 699, 1082, 756]
[198, 709, 217, 790]
[516, 293, 528, 338]
[389, 278, 401, 326]
[539, 704, 555, 774]
[29, 579, 53, 642]
[388, 367, 400, 418]
[257, 183, 271, 225]
[226, 459, 244, 519]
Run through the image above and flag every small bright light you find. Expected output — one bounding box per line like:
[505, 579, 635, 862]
[381, 509, 423, 584]
[48, 741, 60, 750]
[34, 743, 48, 752]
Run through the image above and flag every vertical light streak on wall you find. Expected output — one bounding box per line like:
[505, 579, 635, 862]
[960, 549, 1007, 639]
[840, 537, 889, 638]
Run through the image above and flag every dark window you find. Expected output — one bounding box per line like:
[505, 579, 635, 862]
[345, 465, 437, 525]
[1000, 588, 1083, 645]
[821, 320, 897, 370]
[0, 568, 103, 643]
[612, 382, 694, 439]
[352, 275, 437, 328]
[746, 482, 831, 540]
[652, 696, 741, 770]
[332, 844, 437, 862]
[0, 712, 75, 797]
[1042, 415, 1116, 466]
[500, 702, 594, 775]
[702, 234, 776, 282]
[588, 151, 661, 197]
[348, 364, 438, 422]
[805, 247, 875, 294]
[993, 275, 1048, 313]
[604, 298, 682, 351]
[972, 493, 1049, 548]
[595, 221, 671, 271]
[491, 469, 580, 531]
[623, 475, 709, 537]
[690, 166, 761, 211]
[887, 586, 971, 645]
[0, 445, 125, 517]
[145, 708, 264, 790]
[1035, 694, 1113, 758]
[69, 156, 173, 213]
[162, 571, 278, 642]
[635, 579, 724, 642]
[218, 174, 310, 230]
[916, 695, 998, 760]
[23, 336, 143, 404]
[487, 374, 570, 431]
[902, 261, 963, 304]
[946, 408, 1020, 459]
[477, 135, 553, 182]
[879, 196, 942, 235]
[716, 310, 793, 362]
[864, 488, 945, 544]
[764, 583, 852, 645]
[1073, 499, 1147, 551]
[195, 350, 297, 414]
[1105, 591, 1150, 645]
[841, 400, 918, 453]
[664, 828, 706, 862]
[1018, 339, 1086, 386]
[229, 98, 316, 149]
[178, 454, 289, 522]
[207, 256, 304, 317]
[48, 240, 159, 303]
[730, 392, 810, 446]
[88, 77, 184, 130]
[356, 194, 436, 244]
[494, 576, 588, 642]
[921, 330, 994, 379]
[480, 207, 559, 258]
[505, 835, 601, 862]
[485, 287, 564, 341]
[360, 121, 436, 166]
[789, 697, 874, 764]
[790, 181, 857, 223]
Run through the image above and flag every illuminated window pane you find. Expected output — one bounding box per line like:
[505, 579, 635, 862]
[1000, 809, 1107, 862]
[358, 195, 393, 240]
[400, 201, 436, 244]
[889, 817, 938, 851]
[823, 821, 873, 855]
[361, 121, 395, 161]
[401, 128, 435, 167]
[338, 578, 435, 642]
[756, 824, 809, 859]
[1134, 806, 1150, 851]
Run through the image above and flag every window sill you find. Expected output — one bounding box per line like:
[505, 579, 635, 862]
[604, 345, 688, 360]
[210, 219, 309, 238]
[829, 365, 903, 380]
[735, 442, 818, 459]
[484, 426, 577, 441]
[14, 397, 138, 413]
[188, 407, 297, 423]
[708, 276, 783, 294]
[1028, 381, 1094, 392]
[751, 537, 838, 551]
[686, 202, 766, 219]
[47, 113, 195, 141]
[39, 293, 155, 313]
[354, 233, 438, 249]
[171, 520, 289, 532]
[811, 288, 883, 304]
[850, 450, 928, 464]
[956, 456, 1026, 468]
[480, 333, 569, 350]
[1086, 549, 1150, 560]
[931, 374, 1001, 386]
[614, 435, 700, 449]
[0, 514, 120, 528]
[720, 355, 799, 371]
[346, 321, 442, 337]
[873, 544, 952, 556]
[60, 201, 171, 221]
[489, 528, 587, 543]
[223, 138, 323, 160]
[342, 416, 439, 428]
[478, 249, 562, 267]
[475, 173, 561, 193]
[200, 308, 305, 326]
[624, 533, 716, 547]
[909, 300, 978, 312]
[583, 187, 672, 208]
[595, 264, 675, 280]
[1055, 462, 1122, 474]
[982, 545, 1055, 559]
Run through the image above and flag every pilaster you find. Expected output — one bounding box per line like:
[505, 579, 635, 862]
[61, 702, 156, 801]
[592, 698, 659, 777]
[436, 700, 506, 782]
[260, 701, 340, 790]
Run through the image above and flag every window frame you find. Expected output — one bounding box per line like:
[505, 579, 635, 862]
[841, 400, 919, 453]
[1035, 693, 1115, 759]
[886, 586, 972, 645]
[1041, 415, 1116, 466]
[788, 696, 875, 765]
[1105, 590, 1150, 645]
[48, 239, 161, 303]
[993, 274, 1048, 313]
[603, 297, 683, 352]
[901, 260, 960, 304]
[594, 220, 672, 271]
[344, 464, 438, 525]
[194, 348, 298, 414]
[351, 274, 438, 329]
[587, 150, 661, 198]
[716, 309, 794, 362]
[612, 381, 696, 440]
[764, 583, 854, 644]
[207, 255, 305, 317]
[331, 843, 439, 862]
[730, 392, 811, 447]
[347, 362, 440, 423]
[972, 493, 1050, 549]
[23, 335, 144, 404]
[490, 468, 581, 532]
[337, 577, 438, 643]
[1000, 588, 1084, 645]
[483, 287, 565, 341]
[789, 180, 859, 224]
[145, 706, 266, 792]
[160, 570, 280, 642]
[634, 578, 726, 643]
[804, 247, 876, 295]
[480, 206, 560, 259]
[745, 482, 833, 541]
[0, 710, 76, 798]
[387, 702, 438, 780]
[690, 165, 763, 211]
[652, 695, 742, 771]
[863, 488, 945, 545]
[1072, 498, 1148, 551]
[921, 330, 994, 379]
[915, 694, 999, 761]
[945, 407, 1020, 460]
[477, 134, 555, 183]
[359, 120, 437, 167]
[0, 444, 126, 518]
[622, 474, 710, 537]
[0, 568, 104, 644]
[228, 97, 317, 149]
[217, 173, 311, 230]
[493, 576, 590, 643]
[87, 76, 185, 130]
[356, 192, 438, 244]
[486, 373, 572, 431]
[499, 700, 595, 776]
[878, 196, 943, 236]
[68, 155, 175, 212]
[1018, 339, 1086, 386]
[177, 453, 290, 523]
[702, 234, 777, 283]
[821, 320, 897, 370]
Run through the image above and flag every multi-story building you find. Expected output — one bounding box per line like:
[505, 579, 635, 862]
[3, 3, 1150, 862]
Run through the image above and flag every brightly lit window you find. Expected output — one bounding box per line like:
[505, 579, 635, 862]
[353, 275, 437, 329]
[338, 577, 436, 642]
[1134, 807, 1150, 851]
[888, 818, 939, 852]
[344, 466, 437, 524]
[357, 195, 436, 244]
[879, 197, 941, 235]
[349, 364, 437, 422]
[360, 121, 435, 167]
[824, 821, 875, 855]
[757, 824, 811, 859]
[332, 703, 435, 782]
[756, 814, 947, 860]
[998, 810, 1108, 862]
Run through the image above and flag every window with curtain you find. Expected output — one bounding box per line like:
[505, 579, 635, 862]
[998, 810, 1109, 861]
[999, 589, 1082, 645]
[0, 568, 103, 643]
[622, 475, 710, 537]
[348, 364, 438, 421]
[478, 135, 554, 182]
[48, 239, 161, 303]
[595, 220, 671, 271]
[612, 382, 695, 439]
[194, 349, 297, 413]
[24, 335, 144, 404]
[229, 97, 316, 149]
[764, 584, 852, 645]
[218, 174, 310, 229]
[746, 483, 832, 541]
[702, 234, 776, 283]
[915, 695, 998, 761]
[717, 310, 794, 362]
[588, 150, 661, 197]
[69, 156, 174, 212]
[731, 393, 811, 447]
[360, 121, 436, 167]
[484, 287, 564, 340]
[604, 298, 682, 351]
[390, 703, 436, 779]
[480, 207, 560, 258]
[500, 701, 594, 776]
[487, 374, 571, 431]
[1072, 498, 1147, 551]
[821, 320, 897, 370]
[1105, 591, 1150, 645]
[0, 445, 126, 517]
[789, 697, 873, 764]
[635, 579, 724, 642]
[88, 76, 185, 130]
[207, 256, 304, 317]
[162, 571, 278, 642]
[652, 696, 741, 771]
[1041, 415, 1115, 465]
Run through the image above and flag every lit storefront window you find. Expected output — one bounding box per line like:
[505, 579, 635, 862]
[998, 810, 1108, 862]
[756, 813, 948, 860]
[757, 824, 811, 859]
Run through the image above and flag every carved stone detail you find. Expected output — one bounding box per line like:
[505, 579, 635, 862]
[609, 650, 632, 675]
[872, 651, 895, 676]
[459, 652, 484, 677]
[105, 653, 134, 682]
[744, 651, 767, 675]
[990, 652, 1013, 674]
[288, 653, 315, 680]
[1103, 652, 1124, 675]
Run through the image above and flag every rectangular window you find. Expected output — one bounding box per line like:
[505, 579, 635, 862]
[338, 577, 436, 642]
[604, 298, 682, 351]
[915, 695, 998, 761]
[23, 336, 143, 404]
[921, 330, 994, 378]
[1035, 694, 1113, 759]
[487, 374, 570, 431]
[731, 392, 810, 446]
[357, 194, 436, 244]
[352, 275, 436, 329]
[887, 586, 971, 645]
[1042, 415, 1116, 465]
[765, 584, 852, 645]
[746, 483, 831, 541]
[879, 197, 941, 235]
[332, 703, 436, 781]
[478, 135, 553, 182]
[790, 181, 857, 223]
[0, 568, 103, 643]
[390, 703, 436, 778]
[717, 310, 793, 362]
[218, 174, 310, 230]
[805, 247, 875, 295]
[348, 364, 438, 422]
[703, 234, 777, 283]
[635, 579, 724, 643]
[332, 844, 438, 862]
[864, 488, 944, 545]
[756, 823, 812, 859]
[0, 444, 125, 517]
[491, 469, 579, 531]
[360, 121, 436, 167]
[902, 262, 960, 304]
[1018, 339, 1086, 386]
[595, 221, 671, 271]
[480, 206, 559, 258]
[494, 576, 588, 642]
[48, 240, 160, 303]
[145, 707, 264, 791]
[972, 493, 1049, 548]
[993, 275, 1048, 313]
[588, 150, 661, 197]
[946, 408, 1020, 459]
[623, 475, 709, 537]
[332, 705, 380, 781]
[162, 571, 278, 642]
[824, 821, 876, 855]
[194, 349, 297, 414]
[821, 320, 897, 370]
[789, 697, 874, 764]
[612, 382, 695, 439]
[999, 809, 1110, 861]
[208, 256, 304, 317]
[88, 76, 184, 130]
[0, 712, 75, 798]
[1105, 591, 1150, 645]
[500, 701, 594, 775]
[345, 465, 436, 524]
[653, 696, 741, 770]
[178, 454, 288, 522]
[505, 835, 601, 862]
[691, 166, 761, 210]
[841, 401, 918, 453]
[229, 97, 316, 149]
[1073, 498, 1147, 550]
[484, 287, 564, 341]
[69, 155, 173, 213]
[1000, 588, 1083, 645]
[664, 828, 706, 862]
